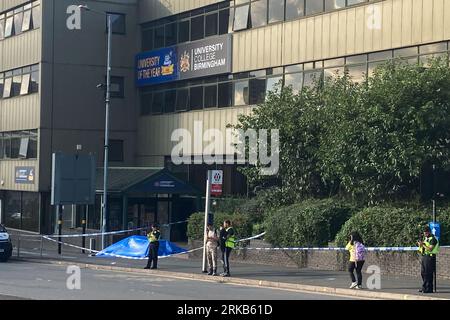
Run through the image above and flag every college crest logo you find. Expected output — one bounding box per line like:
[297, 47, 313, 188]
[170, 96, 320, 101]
[180, 51, 190, 73]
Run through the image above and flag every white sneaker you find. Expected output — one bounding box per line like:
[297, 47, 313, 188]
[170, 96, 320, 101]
[355, 285, 362, 290]
[349, 282, 358, 289]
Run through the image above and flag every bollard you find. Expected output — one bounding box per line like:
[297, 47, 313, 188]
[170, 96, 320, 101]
[89, 238, 96, 254]
[40, 236, 44, 258]
[17, 234, 20, 258]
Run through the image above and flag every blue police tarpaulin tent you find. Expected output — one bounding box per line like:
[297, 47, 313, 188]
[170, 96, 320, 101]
[95, 235, 187, 258]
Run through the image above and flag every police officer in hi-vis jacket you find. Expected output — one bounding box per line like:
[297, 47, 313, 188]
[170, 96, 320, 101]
[417, 225, 440, 293]
[145, 224, 161, 270]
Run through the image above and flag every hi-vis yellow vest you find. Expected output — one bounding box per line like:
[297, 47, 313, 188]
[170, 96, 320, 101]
[147, 231, 160, 243]
[225, 227, 236, 249]
[418, 236, 440, 255]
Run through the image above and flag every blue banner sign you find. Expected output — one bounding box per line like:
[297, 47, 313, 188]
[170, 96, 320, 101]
[15, 166, 35, 184]
[136, 47, 177, 86]
[136, 34, 232, 87]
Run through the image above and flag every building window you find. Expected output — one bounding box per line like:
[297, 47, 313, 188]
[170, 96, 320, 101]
[141, 93, 152, 116]
[165, 22, 177, 46]
[250, 0, 267, 28]
[31, 2, 41, 29]
[218, 82, 232, 107]
[164, 89, 176, 113]
[30, 65, 39, 93]
[0, 1, 41, 40]
[154, 26, 165, 48]
[107, 13, 126, 35]
[268, 0, 285, 23]
[151, 91, 164, 114]
[266, 75, 282, 96]
[284, 72, 303, 94]
[0, 14, 4, 40]
[285, 0, 305, 20]
[21, 4, 32, 32]
[347, 0, 367, 5]
[219, 9, 230, 35]
[190, 86, 204, 110]
[305, 0, 324, 15]
[234, 80, 249, 106]
[233, 4, 250, 31]
[0, 130, 37, 160]
[12, 70, 22, 97]
[205, 12, 218, 37]
[325, 0, 346, 11]
[109, 140, 124, 162]
[176, 88, 189, 111]
[0, 64, 39, 99]
[190, 15, 205, 41]
[2, 77, 12, 98]
[13, 7, 23, 36]
[20, 73, 31, 95]
[249, 72, 266, 104]
[204, 85, 218, 108]
[178, 19, 190, 43]
[4, 14, 14, 38]
[142, 28, 154, 51]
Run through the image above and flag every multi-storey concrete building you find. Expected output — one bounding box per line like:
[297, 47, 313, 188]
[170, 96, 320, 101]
[2, 0, 450, 235]
[0, 0, 138, 233]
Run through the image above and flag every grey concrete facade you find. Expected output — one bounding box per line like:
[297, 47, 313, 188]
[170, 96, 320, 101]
[0, 0, 140, 232]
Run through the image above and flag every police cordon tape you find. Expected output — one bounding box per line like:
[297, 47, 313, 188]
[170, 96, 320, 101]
[42, 235, 204, 260]
[17, 220, 189, 239]
[41, 231, 267, 260]
[40, 230, 450, 261]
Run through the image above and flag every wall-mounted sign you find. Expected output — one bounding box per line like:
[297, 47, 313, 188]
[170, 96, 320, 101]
[15, 166, 35, 184]
[210, 170, 223, 196]
[136, 47, 178, 86]
[136, 34, 232, 87]
[154, 180, 175, 188]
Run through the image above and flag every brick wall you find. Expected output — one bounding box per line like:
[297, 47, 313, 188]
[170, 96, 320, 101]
[189, 240, 450, 280]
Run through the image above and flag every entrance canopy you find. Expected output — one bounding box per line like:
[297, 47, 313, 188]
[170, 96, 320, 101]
[95, 167, 201, 195]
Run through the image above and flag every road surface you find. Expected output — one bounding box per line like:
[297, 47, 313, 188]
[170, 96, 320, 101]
[0, 260, 357, 300]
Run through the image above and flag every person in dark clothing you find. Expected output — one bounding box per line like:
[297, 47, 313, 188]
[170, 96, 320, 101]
[219, 222, 227, 272]
[417, 225, 439, 293]
[145, 224, 161, 270]
[220, 220, 236, 277]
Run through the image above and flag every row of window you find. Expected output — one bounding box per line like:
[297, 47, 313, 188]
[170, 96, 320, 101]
[141, 0, 378, 51]
[140, 41, 450, 115]
[0, 65, 39, 99]
[0, 130, 38, 160]
[0, 0, 41, 40]
[233, 0, 376, 30]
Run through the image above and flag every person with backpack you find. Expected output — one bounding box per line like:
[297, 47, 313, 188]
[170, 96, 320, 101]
[206, 223, 219, 276]
[345, 231, 366, 289]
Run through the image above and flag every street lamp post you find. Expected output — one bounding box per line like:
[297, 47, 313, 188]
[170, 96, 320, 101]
[78, 5, 112, 250]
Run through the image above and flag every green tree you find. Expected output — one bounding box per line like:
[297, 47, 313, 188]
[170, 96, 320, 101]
[234, 59, 450, 203]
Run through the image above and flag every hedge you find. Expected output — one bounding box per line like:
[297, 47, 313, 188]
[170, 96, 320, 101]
[334, 205, 450, 247]
[264, 198, 357, 247]
[187, 212, 253, 241]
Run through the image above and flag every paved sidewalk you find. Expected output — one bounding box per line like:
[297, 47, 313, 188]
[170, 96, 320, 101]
[8, 232, 450, 300]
